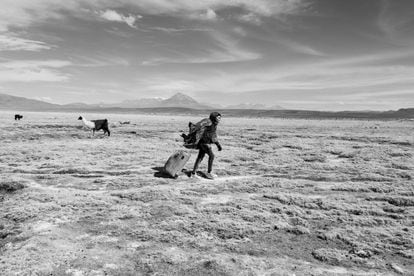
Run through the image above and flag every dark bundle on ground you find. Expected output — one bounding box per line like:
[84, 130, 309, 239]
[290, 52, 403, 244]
[0, 181, 25, 192]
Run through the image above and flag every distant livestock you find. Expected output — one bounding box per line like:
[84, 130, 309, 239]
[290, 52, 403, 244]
[14, 114, 23, 120]
[78, 116, 110, 136]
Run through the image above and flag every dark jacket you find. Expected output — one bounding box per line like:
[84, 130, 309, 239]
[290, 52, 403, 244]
[199, 120, 218, 144]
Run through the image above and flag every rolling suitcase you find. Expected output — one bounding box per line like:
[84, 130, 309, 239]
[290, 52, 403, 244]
[164, 150, 191, 178]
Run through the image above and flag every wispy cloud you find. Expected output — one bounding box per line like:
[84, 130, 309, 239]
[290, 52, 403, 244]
[142, 31, 261, 65]
[149, 27, 209, 33]
[75, 54, 130, 67]
[0, 0, 307, 31]
[0, 1, 80, 31]
[142, 49, 259, 65]
[134, 0, 307, 17]
[279, 39, 325, 56]
[179, 49, 414, 97]
[146, 79, 201, 92]
[210, 31, 262, 61]
[275, 65, 414, 90]
[1, 60, 71, 69]
[377, 0, 414, 45]
[99, 9, 142, 28]
[0, 33, 52, 51]
[0, 60, 71, 82]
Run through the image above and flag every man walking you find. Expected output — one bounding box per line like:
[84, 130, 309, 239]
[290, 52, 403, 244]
[183, 112, 222, 179]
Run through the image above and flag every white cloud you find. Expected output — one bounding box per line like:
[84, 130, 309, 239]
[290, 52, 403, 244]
[191, 9, 218, 21]
[237, 13, 262, 25]
[100, 10, 124, 21]
[205, 9, 217, 20]
[0, 33, 52, 51]
[0, 60, 71, 82]
[185, 8, 217, 21]
[99, 9, 141, 28]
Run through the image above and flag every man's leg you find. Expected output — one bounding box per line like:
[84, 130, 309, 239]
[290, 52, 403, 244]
[204, 144, 215, 173]
[192, 147, 206, 175]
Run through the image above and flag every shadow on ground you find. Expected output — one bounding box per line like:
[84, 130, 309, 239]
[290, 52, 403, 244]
[152, 166, 175, 178]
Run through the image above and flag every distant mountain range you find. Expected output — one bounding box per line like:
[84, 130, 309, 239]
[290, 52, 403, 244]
[224, 103, 284, 110]
[92, 93, 212, 109]
[1, 92, 413, 119]
[0, 92, 282, 110]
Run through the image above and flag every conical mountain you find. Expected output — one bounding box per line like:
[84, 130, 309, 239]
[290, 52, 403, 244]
[160, 93, 210, 109]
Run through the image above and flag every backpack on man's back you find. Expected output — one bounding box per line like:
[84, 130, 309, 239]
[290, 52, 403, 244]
[181, 118, 212, 149]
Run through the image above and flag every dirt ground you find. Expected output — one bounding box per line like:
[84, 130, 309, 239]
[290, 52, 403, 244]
[0, 111, 413, 276]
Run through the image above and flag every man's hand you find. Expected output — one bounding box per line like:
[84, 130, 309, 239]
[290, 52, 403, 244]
[216, 143, 222, 151]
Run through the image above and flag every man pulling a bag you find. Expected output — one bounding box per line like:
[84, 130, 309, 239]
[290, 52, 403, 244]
[182, 112, 222, 179]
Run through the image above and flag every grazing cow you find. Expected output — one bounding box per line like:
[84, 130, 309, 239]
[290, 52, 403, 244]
[78, 116, 110, 136]
[14, 114, 23, 120]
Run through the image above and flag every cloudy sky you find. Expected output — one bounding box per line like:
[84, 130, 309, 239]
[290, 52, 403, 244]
[0, 0, 413, 110]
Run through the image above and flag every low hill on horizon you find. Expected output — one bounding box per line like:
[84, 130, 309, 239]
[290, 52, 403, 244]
[0, 93, 60, 110]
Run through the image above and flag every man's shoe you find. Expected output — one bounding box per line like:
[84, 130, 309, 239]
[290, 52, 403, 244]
[190, 172, 201, 179]
[204, 172, 214, 180]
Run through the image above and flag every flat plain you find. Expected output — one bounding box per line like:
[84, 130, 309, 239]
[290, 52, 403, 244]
[0, 111, 413, 276]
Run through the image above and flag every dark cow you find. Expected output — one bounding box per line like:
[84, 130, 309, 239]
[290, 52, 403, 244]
[14, 114, 23, 120]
